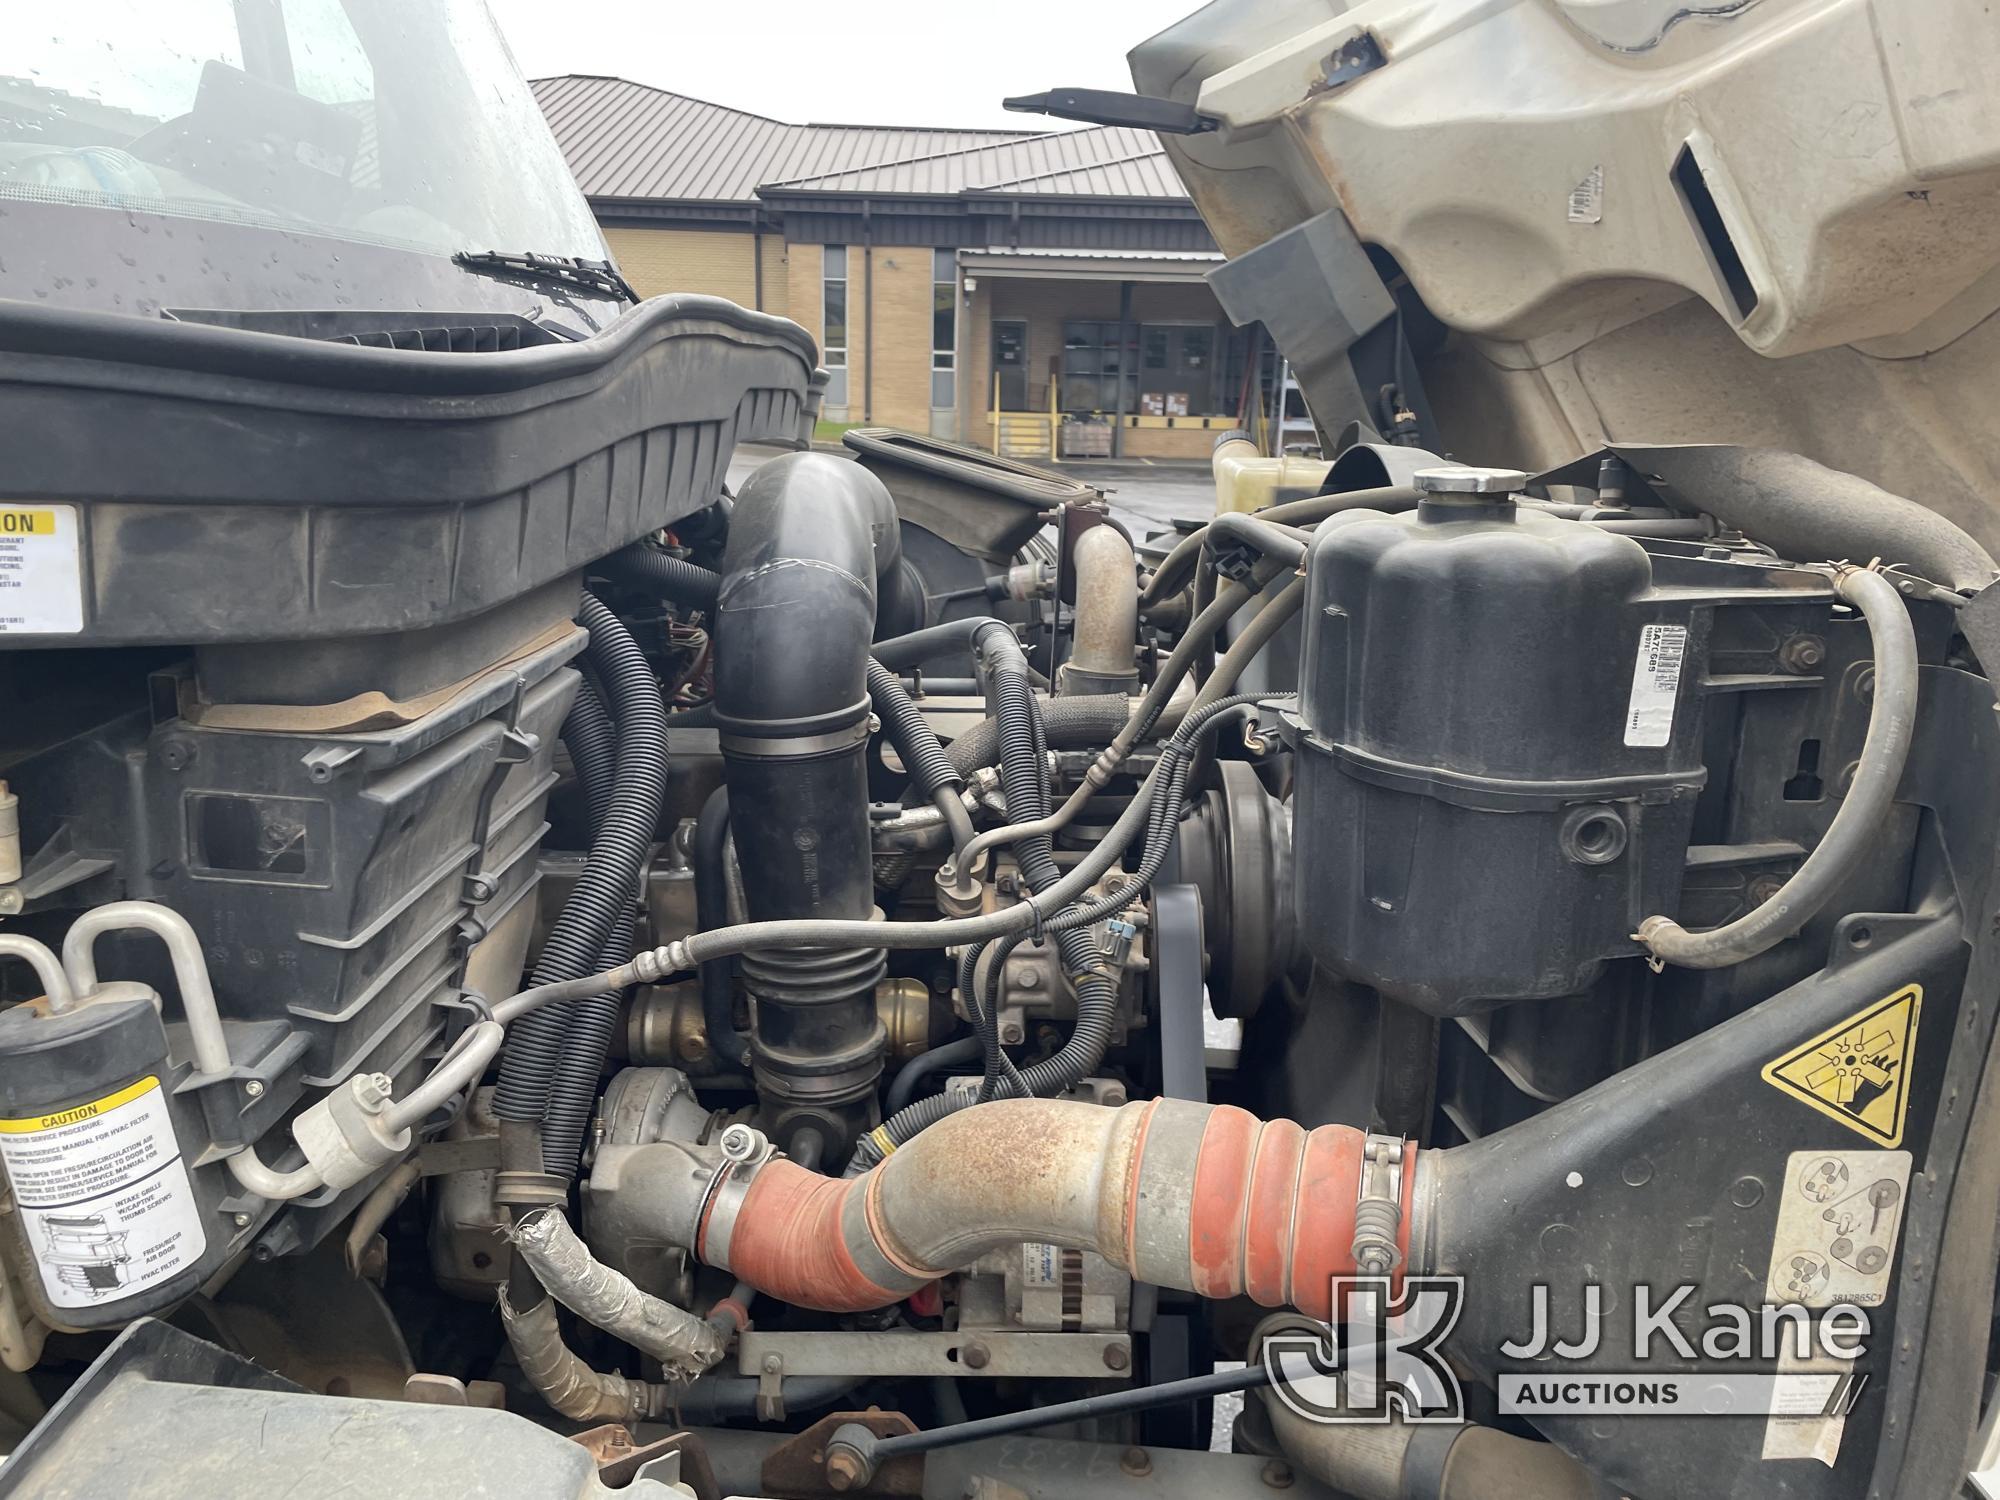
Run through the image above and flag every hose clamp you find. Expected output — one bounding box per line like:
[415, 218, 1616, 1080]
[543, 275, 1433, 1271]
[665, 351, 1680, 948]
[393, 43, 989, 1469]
[1352, 1133, 1407, 1276]
[718, 718, 872, 760]
[696, 1125, 776, 1268]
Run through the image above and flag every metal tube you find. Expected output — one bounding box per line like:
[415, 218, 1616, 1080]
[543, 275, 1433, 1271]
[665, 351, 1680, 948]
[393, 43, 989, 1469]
[226, 1145, 323, 1201]
[0, 935, 72, 1013]
[61, 901, 229, 1072]
[1060, 524, 1140, 695]
[871, 1364, 1274, 1461]
[343, 1157, 423, 1275]
[385, 1020, 503, 1133]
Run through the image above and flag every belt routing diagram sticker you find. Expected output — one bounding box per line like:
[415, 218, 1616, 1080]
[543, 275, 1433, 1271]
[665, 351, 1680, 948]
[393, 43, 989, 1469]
[0, 1077, 206, 1308]
[1762, 1148, 1913, 1465]
[0, 505, 84, 635]
[1762, 985, 1921, 1147]
[1624, 622, 1688, 747]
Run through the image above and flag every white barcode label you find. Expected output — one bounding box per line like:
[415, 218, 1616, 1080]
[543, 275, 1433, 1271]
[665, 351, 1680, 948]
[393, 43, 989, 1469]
[1624, 623, 1688, 747]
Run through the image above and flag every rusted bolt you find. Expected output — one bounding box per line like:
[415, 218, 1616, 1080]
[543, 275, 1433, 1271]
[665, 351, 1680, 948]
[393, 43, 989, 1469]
[1261, 1459, 1295, 1488]
[826, 1448, 867, 1492]
[1102, 1342, 1130, 1371]
[1777, 634, 1826, 673]
[1120, 1446, 1152, 1477]
[960, 1340, 991, 1370]
[1746, 874, 1786, 907]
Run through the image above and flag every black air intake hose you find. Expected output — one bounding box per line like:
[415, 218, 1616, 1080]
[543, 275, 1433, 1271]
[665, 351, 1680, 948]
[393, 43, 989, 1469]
[695, 786, 752, 1068]
[599, 544, 722, 608]
[715, 454, 902, 1147]
[494, 595, 668, 1175]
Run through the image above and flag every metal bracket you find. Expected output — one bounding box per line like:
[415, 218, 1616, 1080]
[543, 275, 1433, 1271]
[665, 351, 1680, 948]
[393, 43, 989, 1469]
[1314, 31, 1387, 93]
[755, 1348, 786, 1424]
[737, 1329, 1134, 1381]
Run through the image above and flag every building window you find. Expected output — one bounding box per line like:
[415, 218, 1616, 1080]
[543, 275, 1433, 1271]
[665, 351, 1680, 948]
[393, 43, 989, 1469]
[822, 245, 848, 407]
[930, 248, 956, 410]
[1136, 323, 1219, 416]
[1060, 321, 1135, 415]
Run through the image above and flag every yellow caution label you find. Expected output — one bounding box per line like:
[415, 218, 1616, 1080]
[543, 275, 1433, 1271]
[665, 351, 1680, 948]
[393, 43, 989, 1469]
[0, 509, 56, 537]
[0, 1076, 162, 1134]
[1762, 987, 1920, 1147]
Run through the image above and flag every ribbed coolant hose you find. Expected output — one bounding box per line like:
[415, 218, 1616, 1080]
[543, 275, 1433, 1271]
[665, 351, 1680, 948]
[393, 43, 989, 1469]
[867, 659, 958, 799]
[494, 594, 668, 1176]
[564, 674, 617, 833]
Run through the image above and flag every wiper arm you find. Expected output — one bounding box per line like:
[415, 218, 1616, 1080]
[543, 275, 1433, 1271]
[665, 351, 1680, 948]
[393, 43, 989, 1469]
[451, 250, 640, 306]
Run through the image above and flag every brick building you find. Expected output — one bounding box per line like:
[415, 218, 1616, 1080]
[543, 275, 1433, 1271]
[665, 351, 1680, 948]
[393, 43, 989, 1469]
[533, 76, 1265, 460]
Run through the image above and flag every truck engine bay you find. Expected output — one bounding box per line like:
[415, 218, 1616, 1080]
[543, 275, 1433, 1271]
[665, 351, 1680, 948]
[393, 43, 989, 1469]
[2, 2, 2000, 1497]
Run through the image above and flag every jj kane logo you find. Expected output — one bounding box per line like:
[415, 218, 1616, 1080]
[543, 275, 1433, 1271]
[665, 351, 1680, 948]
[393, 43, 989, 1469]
[1261, 1279, 1872, 1424]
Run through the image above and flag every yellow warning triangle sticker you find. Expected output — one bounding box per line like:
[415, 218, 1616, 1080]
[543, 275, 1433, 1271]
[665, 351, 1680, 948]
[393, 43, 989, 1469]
[1761, 984, 1921, 1147]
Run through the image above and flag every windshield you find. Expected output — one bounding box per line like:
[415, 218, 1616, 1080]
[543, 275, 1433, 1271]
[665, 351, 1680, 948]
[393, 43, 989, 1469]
[0, 1, 605, 263]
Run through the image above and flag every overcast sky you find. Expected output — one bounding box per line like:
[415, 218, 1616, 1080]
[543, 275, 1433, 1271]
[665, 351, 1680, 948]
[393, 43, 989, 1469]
[484, 0, 1197, 131]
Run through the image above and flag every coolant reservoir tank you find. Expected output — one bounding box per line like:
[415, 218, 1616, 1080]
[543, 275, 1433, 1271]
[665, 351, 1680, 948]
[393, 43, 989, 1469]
[1285, 466, 1706, 1014]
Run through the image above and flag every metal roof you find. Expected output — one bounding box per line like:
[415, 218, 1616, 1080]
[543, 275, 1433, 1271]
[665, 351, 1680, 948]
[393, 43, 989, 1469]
[531, 75, 1188, 205]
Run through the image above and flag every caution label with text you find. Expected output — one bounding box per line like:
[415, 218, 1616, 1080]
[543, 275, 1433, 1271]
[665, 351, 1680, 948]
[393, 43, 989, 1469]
[0, 505, 84, 635]
[0, 1077, 206, 1309]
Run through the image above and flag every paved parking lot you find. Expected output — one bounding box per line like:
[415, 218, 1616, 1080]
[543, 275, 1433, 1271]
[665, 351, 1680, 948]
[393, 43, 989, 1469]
[1051, 459, 1214, 540]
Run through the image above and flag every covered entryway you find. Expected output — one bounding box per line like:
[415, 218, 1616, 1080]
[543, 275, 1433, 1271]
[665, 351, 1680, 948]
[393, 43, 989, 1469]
[958, 248, 1271, 462]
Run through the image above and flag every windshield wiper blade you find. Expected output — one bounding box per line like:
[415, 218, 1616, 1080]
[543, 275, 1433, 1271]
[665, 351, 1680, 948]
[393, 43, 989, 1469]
[451, 250, 640, 306]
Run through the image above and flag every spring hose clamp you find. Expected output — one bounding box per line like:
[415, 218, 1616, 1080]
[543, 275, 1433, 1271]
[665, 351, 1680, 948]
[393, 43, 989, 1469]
[1352, 1132, 1407, 1276]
